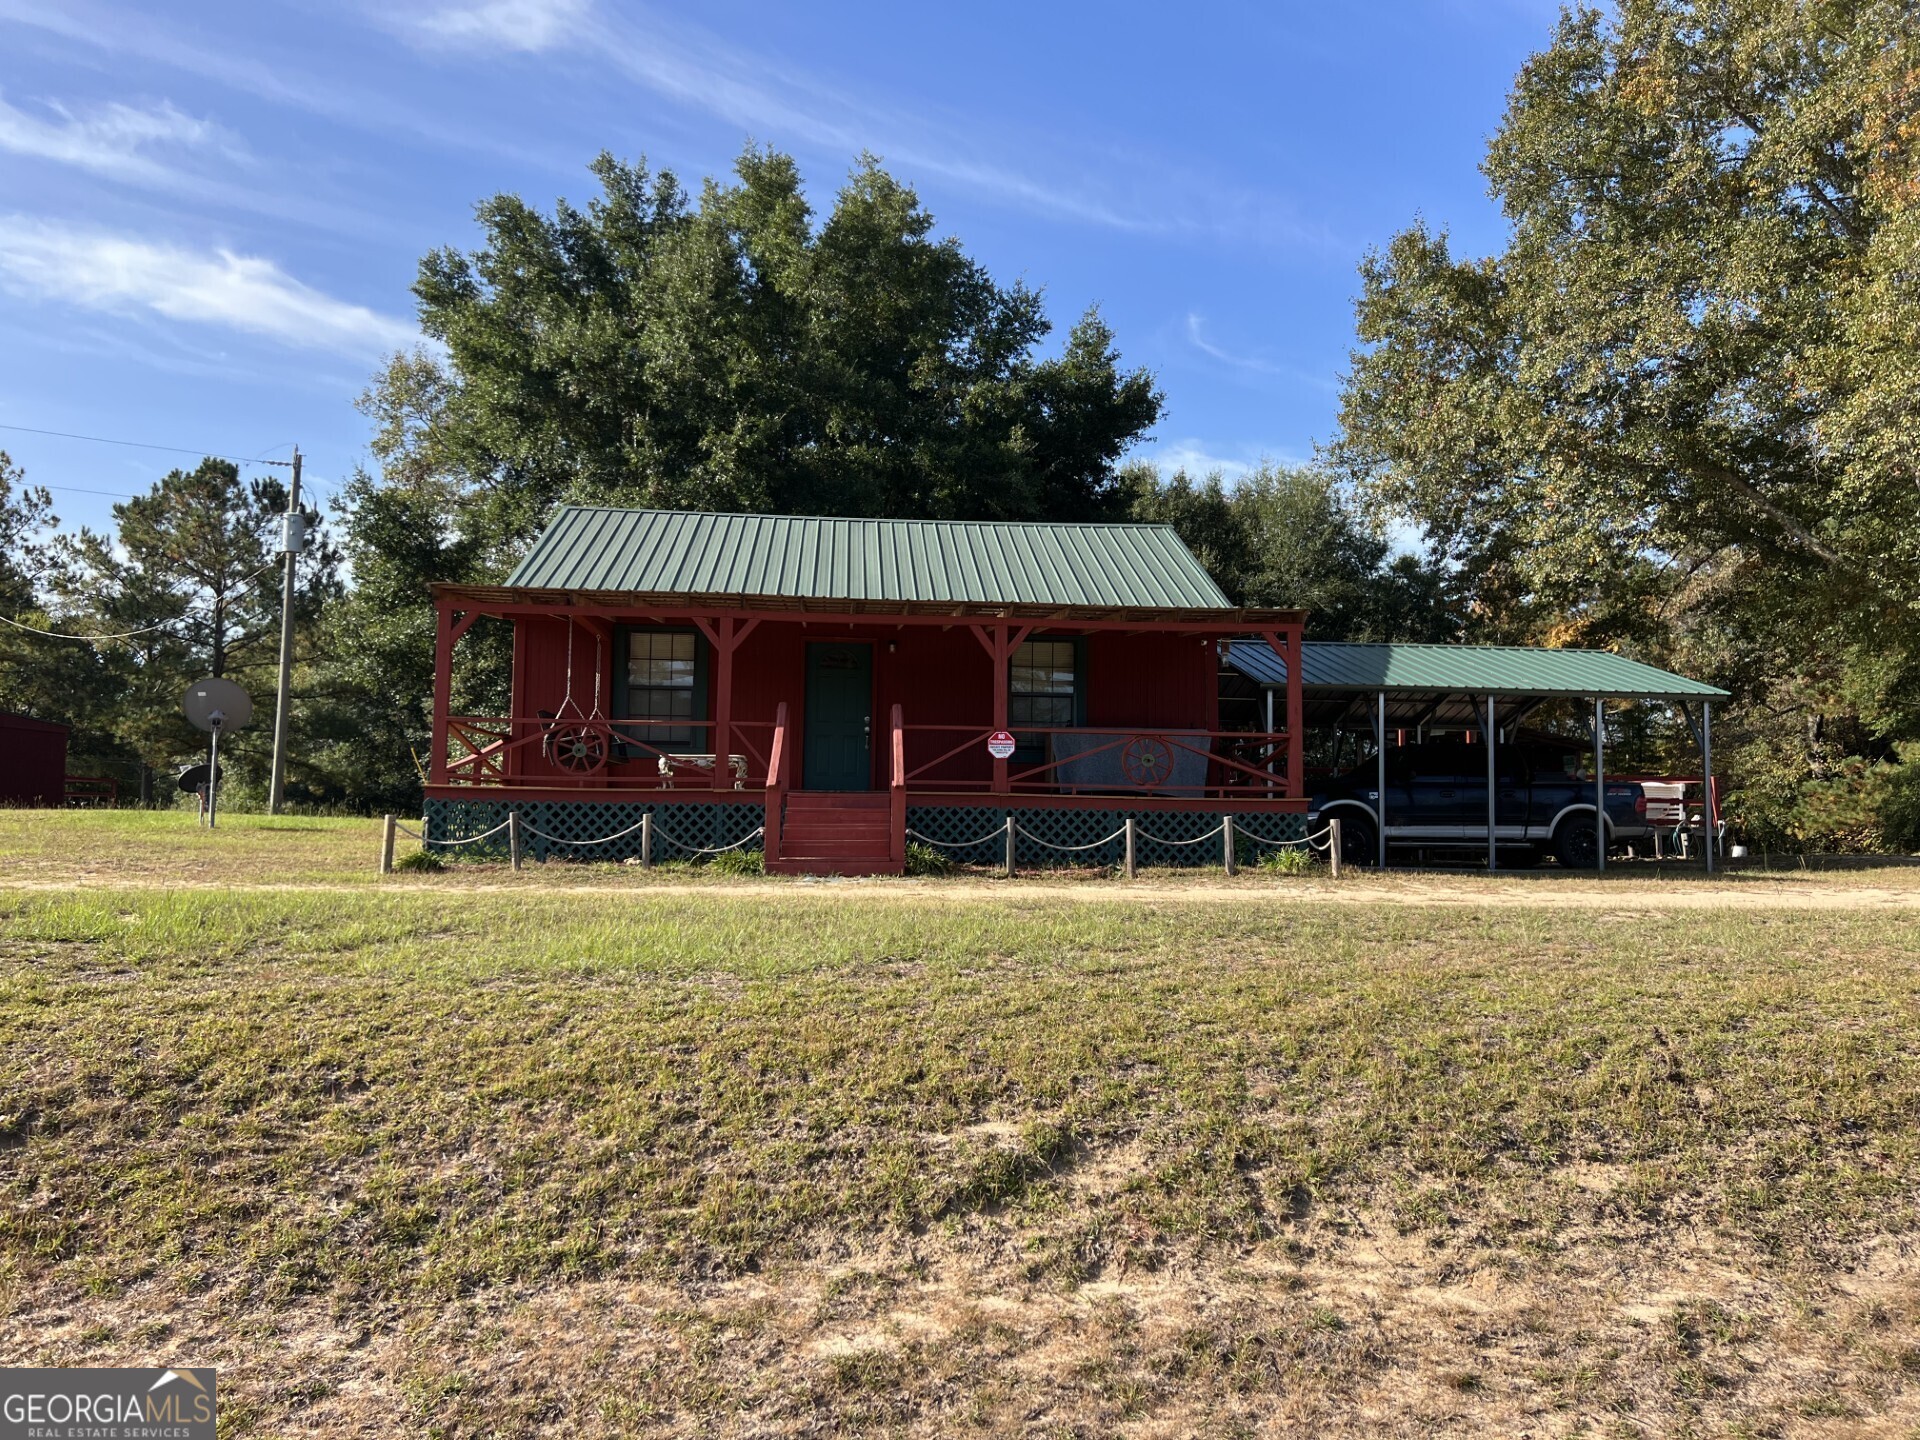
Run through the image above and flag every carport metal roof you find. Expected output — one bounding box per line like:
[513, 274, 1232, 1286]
[1226, 641, 1727, 730]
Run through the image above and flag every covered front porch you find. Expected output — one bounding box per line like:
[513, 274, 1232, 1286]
[424, 585, 1308, 873]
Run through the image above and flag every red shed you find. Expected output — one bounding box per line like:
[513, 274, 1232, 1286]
[425, 509, 1307, 873]
[0, 713, 69, 807]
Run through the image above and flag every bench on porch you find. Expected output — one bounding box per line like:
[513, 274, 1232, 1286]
[658, 753, 748, 789]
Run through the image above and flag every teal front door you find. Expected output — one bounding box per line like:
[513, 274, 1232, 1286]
[803, 642, 873, 790]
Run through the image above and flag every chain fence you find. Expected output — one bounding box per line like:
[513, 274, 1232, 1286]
[399, 811, 1336, 870]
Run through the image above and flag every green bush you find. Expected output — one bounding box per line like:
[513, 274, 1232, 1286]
[704, 847, 764, 877]
[904, 842, 956, 877]
[393, 848, 444, 873]
[1256, 846, 1314, 876]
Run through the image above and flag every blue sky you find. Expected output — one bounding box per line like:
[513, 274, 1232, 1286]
[0, 0, 1557, 538]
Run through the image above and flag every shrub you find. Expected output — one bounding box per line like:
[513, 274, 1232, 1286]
[705, 847, 764, 877]
[393, 848, 444, 873]
[1257, 846, 1314, 876]
[904, 842, 956, 877]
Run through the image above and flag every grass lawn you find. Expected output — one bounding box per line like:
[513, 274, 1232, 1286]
[3, 812, 1920, 1436]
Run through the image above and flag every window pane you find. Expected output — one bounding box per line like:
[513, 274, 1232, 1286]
[626, 630, 699, 747]
[1011, 641, 1076, 699]
[1010, 641, 1076, 756]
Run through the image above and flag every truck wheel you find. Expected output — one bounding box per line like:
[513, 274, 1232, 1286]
[1553, 818, 1602, 869]
[1336, 814, 1378, 868]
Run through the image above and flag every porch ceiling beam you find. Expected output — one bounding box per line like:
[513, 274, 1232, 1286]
[429, 584, 1305, 632]
[473, 603, 1296, 635]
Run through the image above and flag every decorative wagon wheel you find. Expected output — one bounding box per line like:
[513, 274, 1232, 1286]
[548, 721, 611, 775]
[1120, 733, 1174, 789]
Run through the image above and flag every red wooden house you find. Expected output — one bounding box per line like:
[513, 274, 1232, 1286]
[425, 508, 1306, 872]
[0, 714, 68, 807]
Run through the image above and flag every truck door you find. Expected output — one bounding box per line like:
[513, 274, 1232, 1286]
[1396, 742, 1473, 841]
[1495, 749, 1532, 841]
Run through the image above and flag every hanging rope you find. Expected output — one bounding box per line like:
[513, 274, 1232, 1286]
[1135, 823, 1228, 847]
[420, 819, 513, 847]
[1015, 823, 1128, 853]
[651, 826, 766, 856]
[906, 825, 1015, 850]
[520, 814, 654, 846]
[555, 616, 584, 722]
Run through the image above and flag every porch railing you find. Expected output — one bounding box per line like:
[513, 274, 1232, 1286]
[440, 714, 778, 790]
[435, 712, 1299, 801]
[900, 723, 1299, 799]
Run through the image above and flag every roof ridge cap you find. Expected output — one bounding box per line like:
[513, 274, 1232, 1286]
[545, 504, 1175, 532]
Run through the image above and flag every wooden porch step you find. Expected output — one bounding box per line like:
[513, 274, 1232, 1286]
[782, 818, 893, 837]
[779, 838, 897, 859]
[785, 792, 890, 810]
[766, 856, 905, 876]
[773, 789, 901, 875]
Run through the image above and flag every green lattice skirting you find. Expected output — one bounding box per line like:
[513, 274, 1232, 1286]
[424, 798, 763, 862]
[906, 805, 1306, 869]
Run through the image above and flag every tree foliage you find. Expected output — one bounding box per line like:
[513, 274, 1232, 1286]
[33, 460, 337, 800]
[1124, 462, 1460, 642]
[1336, 0, 1920, 847]
[388, 146, 1162, 566]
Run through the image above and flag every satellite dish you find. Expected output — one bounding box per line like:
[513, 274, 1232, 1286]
[183, 677, 252, 733]
[177, 762, 223, 793]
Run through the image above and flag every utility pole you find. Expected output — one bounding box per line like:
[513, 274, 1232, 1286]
[267, 446, 303, 814]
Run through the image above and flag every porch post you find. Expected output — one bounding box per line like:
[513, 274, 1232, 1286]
[1286, 625, 1305, 799]
[991, 623, 1011, 794]
[711, 616, 734, 792]
[1265, 687, 1276, 793]
[1593, 698, 1606, 873]
[1260, 627, 1305, 800]
[1376, 690, 1388, 868]
[429, 599, 454, 784]
[1485, 695, 1498, 872]
[1701, 699, 1716, 875]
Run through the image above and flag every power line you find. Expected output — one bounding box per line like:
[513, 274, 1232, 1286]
[0, 557, 284, 644]
[40, 484, 144, 499]
[0, 422, 295, 468]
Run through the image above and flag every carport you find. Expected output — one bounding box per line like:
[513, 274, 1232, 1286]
[1224, 642, 1731, 872]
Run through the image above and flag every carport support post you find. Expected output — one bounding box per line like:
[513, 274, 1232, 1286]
[1485, 695, 1497, 872]
[1593, 698, 1606, 874]
[1375, 690, 1388, 868]
[1701, 700, 1715, 876]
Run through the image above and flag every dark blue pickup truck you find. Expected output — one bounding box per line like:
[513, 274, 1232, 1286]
[1308, 739, 1651, 867]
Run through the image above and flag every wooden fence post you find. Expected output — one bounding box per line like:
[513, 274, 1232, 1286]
[1123, 817, 1137, 880]
[641, 812, 653, 869]
[379, 813, 396, 875]
[1004, 814, 1016, 879]
[508, 810, 522, 872]
[1329, 817, 1342, 879]
[1222, 815, 1236, 876]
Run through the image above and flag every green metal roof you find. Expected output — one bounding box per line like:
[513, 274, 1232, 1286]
[1227, 641, 1728, 702]
[505, 507, 1235, 610]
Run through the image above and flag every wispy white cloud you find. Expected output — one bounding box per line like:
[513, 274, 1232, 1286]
[0, 216, 421, 358]
[0, 91, 240, 182]
[369, 1, 1328, 244]
[405, 0, 592, 54]
[0, 0, 577, 176]
[1134, 440, 1314, 482]
[1185, 313, 1339, 391]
